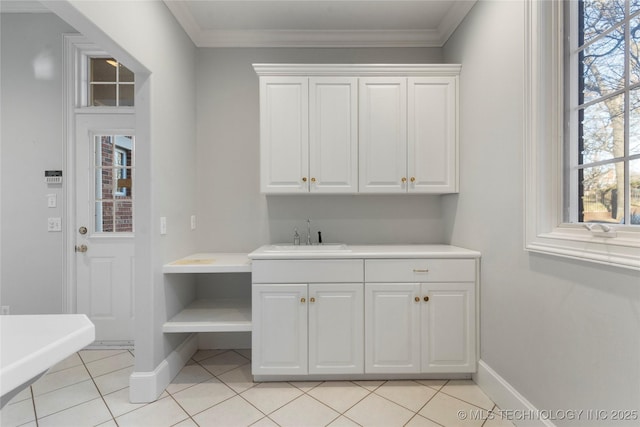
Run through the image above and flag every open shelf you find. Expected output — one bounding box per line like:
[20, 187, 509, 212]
[163, 253, 251, 273]
[163, 299, 251, 333]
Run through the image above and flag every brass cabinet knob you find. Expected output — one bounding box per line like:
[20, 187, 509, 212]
[302, 177, 308, 182]
[410, 177, 416, 182]
[424, 296, 429, 302]
[414, 296, 420, 302]
[301, 297, 306, 303]
[401, 177, 407, 183]
[311, 177, 316, 183]
[310, 297, 316, 303]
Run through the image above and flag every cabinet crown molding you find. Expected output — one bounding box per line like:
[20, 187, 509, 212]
[253, 64, 461, 77]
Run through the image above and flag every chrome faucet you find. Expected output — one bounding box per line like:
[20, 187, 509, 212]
[306, 218, 311, 245]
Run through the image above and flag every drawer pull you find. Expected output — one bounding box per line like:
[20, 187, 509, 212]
[413, 269, 429, 273]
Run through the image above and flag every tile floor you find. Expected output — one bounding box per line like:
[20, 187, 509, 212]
[1, 349, 514, 427]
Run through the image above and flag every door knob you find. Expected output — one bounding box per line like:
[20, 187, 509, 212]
[75, 244, 88, 253]
[79, 226, 88, 235]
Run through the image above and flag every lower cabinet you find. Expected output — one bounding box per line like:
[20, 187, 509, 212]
[250, 256, 478, 378]
[252, 283, 364, 376]
[365, 282, 476, 374]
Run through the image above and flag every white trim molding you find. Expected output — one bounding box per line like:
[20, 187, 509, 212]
[129, 333, 198, 403]
[523, 0, 640, 271]
[474, 360, 555, 427]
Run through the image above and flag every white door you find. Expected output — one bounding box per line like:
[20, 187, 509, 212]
[421, 283, 475, 372]
[75, 114, 135, 344]
[259, 76, 309, 193]
[309, 77, 358, 193]
[308, 283, 363, 374]
[408, 77, 458, 193]
[365, 283, 420, 373]
[252, 284, 308, 375]
[359, 77, 407, 193]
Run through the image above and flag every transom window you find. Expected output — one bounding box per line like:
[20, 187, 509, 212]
[567, 0, 640, 225]
[89, 58, 134, 107]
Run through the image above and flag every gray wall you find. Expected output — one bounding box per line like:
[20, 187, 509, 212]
[0, 13, 76, 314]
[195, 47, 447, 253]
[443, 1, 640, 422]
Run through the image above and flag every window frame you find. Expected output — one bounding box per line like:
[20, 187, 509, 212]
[524, 0, 640, 271]
[566, 0, 640, 226]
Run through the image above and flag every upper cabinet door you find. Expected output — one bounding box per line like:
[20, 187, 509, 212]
[309, 77, 358, 193]
[359, 78, 407, 193]
[260, 77, 309, 193]
[408, 77, 458, 193]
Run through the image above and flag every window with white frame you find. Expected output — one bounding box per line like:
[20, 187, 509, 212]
[566, 0, 640, 226]
[88, 57, 134, 107]
[524, 0, 640, 270]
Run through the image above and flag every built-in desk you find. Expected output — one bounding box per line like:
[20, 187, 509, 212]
[162, 253, 252, 333]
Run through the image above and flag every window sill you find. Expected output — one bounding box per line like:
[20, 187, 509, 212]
[526, 227, 640, 271]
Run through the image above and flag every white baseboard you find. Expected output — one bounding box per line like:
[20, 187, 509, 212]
[129, 333, 198, 403]
[473, 360, 555, 427]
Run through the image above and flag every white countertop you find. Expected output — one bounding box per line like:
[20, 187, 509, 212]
[163, 253, 252, 273]
[1, 314, 95, 406]
[248, 244, 481, 260]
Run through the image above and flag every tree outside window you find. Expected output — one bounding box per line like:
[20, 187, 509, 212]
[573, 0, 640, 225]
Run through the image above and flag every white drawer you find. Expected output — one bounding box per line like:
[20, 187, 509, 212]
[252, 259, 364, 283]
[365, 259, 475, 283]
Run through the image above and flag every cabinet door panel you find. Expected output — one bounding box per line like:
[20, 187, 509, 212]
[359, 78, 407, 193]
[408, 77, 457, 193]
[310, 78, 358, 193]
[421, 283, 475, 372]
[309, 284, 364, 374]
[260, 77, 309, 193]
[252, 284, 308, 375]
[365, 283, 420, 373]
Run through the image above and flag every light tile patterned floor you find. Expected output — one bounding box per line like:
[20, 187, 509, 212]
[1, 349, 514, 427]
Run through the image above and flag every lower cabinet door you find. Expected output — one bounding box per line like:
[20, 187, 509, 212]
[365, 283, 421, 373]
[421, 282, 476, 372]
[252, 284, 308, 375]
[309, 283, 364, 374]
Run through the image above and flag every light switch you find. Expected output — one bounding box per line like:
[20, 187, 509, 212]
[47, 193, 57, 208]
[160, 217, 167, 235]
[48, 217, 62, 232]
[191, 215, 196, 230]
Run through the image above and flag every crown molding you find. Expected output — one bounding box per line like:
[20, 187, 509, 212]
[196, 29, 445, 48]
[164, 0, 477, 48]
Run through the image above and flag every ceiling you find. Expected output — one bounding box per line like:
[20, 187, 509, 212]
[164, 0, 477, 47]
[1, 0, 477, 48]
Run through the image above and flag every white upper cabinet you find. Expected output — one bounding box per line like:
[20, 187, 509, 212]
[408, 77, 458, 193]
[309, 77, 358, 193]
[255, 64, 460, 195]
[359, 78, 408, 193]
[259, 77, 309, 193]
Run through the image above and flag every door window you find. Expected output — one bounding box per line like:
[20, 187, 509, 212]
[94, 134, 134, 233]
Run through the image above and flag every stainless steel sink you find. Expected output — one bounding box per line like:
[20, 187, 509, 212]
[264, 244, 351, 253]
